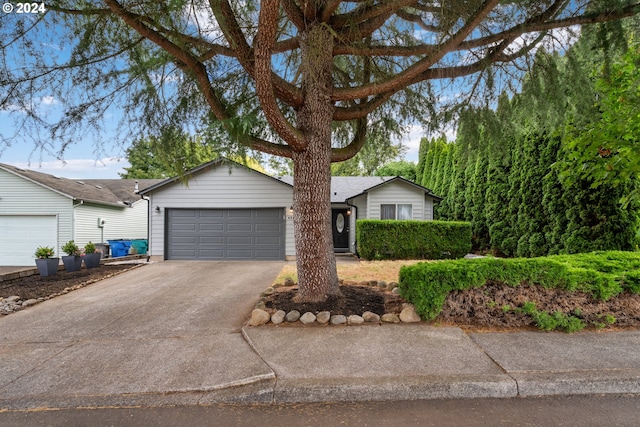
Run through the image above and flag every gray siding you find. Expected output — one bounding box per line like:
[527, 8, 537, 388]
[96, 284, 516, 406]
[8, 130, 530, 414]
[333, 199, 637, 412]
[0, 168, 73, 262]
[367, 180, 429, 220]
[74, 199, 149, 247]
[147, 164, 294, 259]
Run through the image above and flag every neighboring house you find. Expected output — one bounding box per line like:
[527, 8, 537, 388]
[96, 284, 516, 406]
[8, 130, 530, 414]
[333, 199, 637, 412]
[139, 158, 441, 261]
[0, 163, 161, 266]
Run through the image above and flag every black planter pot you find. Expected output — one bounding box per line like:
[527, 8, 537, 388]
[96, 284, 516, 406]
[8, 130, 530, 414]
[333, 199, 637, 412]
[62, 255, 82, 272]
[35, 258, 60, 276]
[83, 252, 101, 269]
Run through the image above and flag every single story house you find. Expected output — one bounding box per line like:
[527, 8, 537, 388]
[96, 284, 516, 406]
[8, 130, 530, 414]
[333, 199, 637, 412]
[0, 163, 161, 266]
[139, 158, 441, 261]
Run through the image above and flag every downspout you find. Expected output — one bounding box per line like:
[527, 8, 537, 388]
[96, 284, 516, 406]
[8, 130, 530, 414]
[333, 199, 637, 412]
[140, 194, 150, 263]
[345, 200, 358, 257]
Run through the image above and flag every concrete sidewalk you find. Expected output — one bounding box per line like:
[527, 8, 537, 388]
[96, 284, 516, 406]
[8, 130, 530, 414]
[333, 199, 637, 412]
[1, 262, 639, 410]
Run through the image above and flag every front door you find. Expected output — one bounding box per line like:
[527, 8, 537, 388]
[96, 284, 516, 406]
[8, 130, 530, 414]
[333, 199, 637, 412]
[332, 209, 350, 253]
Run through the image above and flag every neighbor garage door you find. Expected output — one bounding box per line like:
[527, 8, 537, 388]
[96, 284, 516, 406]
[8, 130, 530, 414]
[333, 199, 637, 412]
[166, 208, 285, 260]
[0, 215, 58, 266]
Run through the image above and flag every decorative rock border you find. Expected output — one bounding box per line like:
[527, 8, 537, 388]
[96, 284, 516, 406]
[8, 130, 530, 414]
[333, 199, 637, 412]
[249, 279, 422, 327]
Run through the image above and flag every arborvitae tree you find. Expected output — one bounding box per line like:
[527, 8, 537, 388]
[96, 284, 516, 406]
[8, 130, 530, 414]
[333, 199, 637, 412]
[434, 143, 455, 218]
[415, 138, 430, 186]
[420, 137, 437, 190]
[431, 141, 447, 195]
[541, 136, 569, 255]
[436, 143, 461, 220]
[484, 97, 513, 255]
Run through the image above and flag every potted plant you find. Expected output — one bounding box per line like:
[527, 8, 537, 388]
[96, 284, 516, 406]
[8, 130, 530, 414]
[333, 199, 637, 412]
[82, 241, 102, 269]
[61, 240, 82, 272]
[34, 246, 60, 276]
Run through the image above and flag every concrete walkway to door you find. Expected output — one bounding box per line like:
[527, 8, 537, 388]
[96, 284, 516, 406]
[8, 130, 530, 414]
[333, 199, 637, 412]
[0, 261, 283, 409]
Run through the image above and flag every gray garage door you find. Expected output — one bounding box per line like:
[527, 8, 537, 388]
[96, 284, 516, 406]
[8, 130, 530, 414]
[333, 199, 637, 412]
[166, 208, 285, 260]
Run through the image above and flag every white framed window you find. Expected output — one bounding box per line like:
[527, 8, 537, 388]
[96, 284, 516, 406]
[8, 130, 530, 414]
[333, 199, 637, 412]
[380, 204, 412, 220]
[397, 204, 413, 220]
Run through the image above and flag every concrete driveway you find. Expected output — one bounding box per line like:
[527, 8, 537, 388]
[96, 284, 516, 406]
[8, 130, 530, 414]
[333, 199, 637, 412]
[0, 261, 284, 410]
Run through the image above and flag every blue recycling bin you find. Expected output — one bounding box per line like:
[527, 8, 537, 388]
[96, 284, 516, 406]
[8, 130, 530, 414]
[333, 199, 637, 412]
[107, 240, 132, 257]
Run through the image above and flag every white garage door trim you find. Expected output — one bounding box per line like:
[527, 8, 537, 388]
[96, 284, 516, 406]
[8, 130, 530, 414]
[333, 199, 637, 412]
[0, 214, 58, 266]
[166, 208, 285, 260]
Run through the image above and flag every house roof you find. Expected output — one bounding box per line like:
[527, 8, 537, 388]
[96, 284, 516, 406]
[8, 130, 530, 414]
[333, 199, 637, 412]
[343, 176, 443, 202]
[137, 157, 441, 202]
[0, 163, 162, 207]
[278, 175, 402, 203]
[138, 157, 293, 195]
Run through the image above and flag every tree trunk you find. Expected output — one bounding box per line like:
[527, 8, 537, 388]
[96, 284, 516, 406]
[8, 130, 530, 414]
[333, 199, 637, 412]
[292, 23, 340, 303]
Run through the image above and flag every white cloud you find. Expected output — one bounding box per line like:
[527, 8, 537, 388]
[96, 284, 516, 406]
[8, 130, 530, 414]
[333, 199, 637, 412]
[8, 157, 130, 179]
[40, 96, 59, 106]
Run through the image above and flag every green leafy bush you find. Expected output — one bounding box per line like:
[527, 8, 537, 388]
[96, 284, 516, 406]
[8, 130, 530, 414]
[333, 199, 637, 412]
[61, 240, 81, 256]
[34, 246, 56, 259]
[399, 251, 640, 322]
[84, 241, 96, 254]
[356, 220, 471, 260]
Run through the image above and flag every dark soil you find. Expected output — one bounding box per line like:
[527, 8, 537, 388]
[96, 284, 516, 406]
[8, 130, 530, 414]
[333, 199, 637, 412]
[437, 281, 640, 331]
[264, 285, 406, 316]
[0, 264, 141, 301]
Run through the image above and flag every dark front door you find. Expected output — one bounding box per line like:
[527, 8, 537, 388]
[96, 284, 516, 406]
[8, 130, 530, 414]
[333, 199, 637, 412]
[332, 209, 350, 253]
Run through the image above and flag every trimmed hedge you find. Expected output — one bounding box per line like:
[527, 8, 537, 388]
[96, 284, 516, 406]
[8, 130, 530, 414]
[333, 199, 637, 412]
[398, 251, 640, 321]
[356, 220, 471, 260]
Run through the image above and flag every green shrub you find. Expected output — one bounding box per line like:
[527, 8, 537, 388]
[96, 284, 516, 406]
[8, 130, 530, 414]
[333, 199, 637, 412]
[356, 220, 471, 260]
[399, 251, 640, 323]
[61, 240, 81, 256]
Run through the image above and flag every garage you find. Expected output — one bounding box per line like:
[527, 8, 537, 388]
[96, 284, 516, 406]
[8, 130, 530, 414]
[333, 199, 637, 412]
[0, 215, 58, 266]
[166, 208, 285, 260]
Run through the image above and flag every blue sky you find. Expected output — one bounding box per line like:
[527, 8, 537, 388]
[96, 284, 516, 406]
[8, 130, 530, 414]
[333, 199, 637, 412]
[0, 122, 426, 179]
[0, 119, 430, 179]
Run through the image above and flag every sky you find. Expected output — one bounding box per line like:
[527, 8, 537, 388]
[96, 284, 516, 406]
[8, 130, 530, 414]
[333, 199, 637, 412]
[0, 123, 428, 179]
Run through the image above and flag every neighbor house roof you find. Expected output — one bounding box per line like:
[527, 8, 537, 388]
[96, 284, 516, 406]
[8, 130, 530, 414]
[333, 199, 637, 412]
[0, 163, 161, 207]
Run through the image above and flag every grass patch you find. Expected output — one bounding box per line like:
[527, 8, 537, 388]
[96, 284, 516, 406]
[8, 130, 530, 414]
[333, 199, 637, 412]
[274, 259, 424, 285]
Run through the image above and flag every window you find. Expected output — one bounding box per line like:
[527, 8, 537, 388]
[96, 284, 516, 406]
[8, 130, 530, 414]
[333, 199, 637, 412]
[380, 204, 412, 220]
[397, 204, 412, 220]
[381, 204, 396, 220]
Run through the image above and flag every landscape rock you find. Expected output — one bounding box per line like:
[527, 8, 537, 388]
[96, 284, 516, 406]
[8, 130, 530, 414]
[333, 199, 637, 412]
[348, 315, 364, 325]
[388, 282, 399, 291]
[6, 296, 20, 303]
[22, 299, 38, 307]
[271, 310, 286, 325]
[330, 314, 347, 325]
[377, 280, 387, 289]
[285, 310, 301, 322]
[381, 313, 400, 323]
[316, 311, 331, 324]
[300, 312, 317, 324]
[400, 305, 421, 323]
[284, 278, 295, 287]
[362, 311, 380, 322]
[392, 287, 400, 294]
[254, 301, 266, 310]
[249, 309, 271, 326]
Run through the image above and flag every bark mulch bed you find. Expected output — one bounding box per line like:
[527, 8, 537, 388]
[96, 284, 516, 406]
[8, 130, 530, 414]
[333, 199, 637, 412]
[0, 264, 141, 301]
